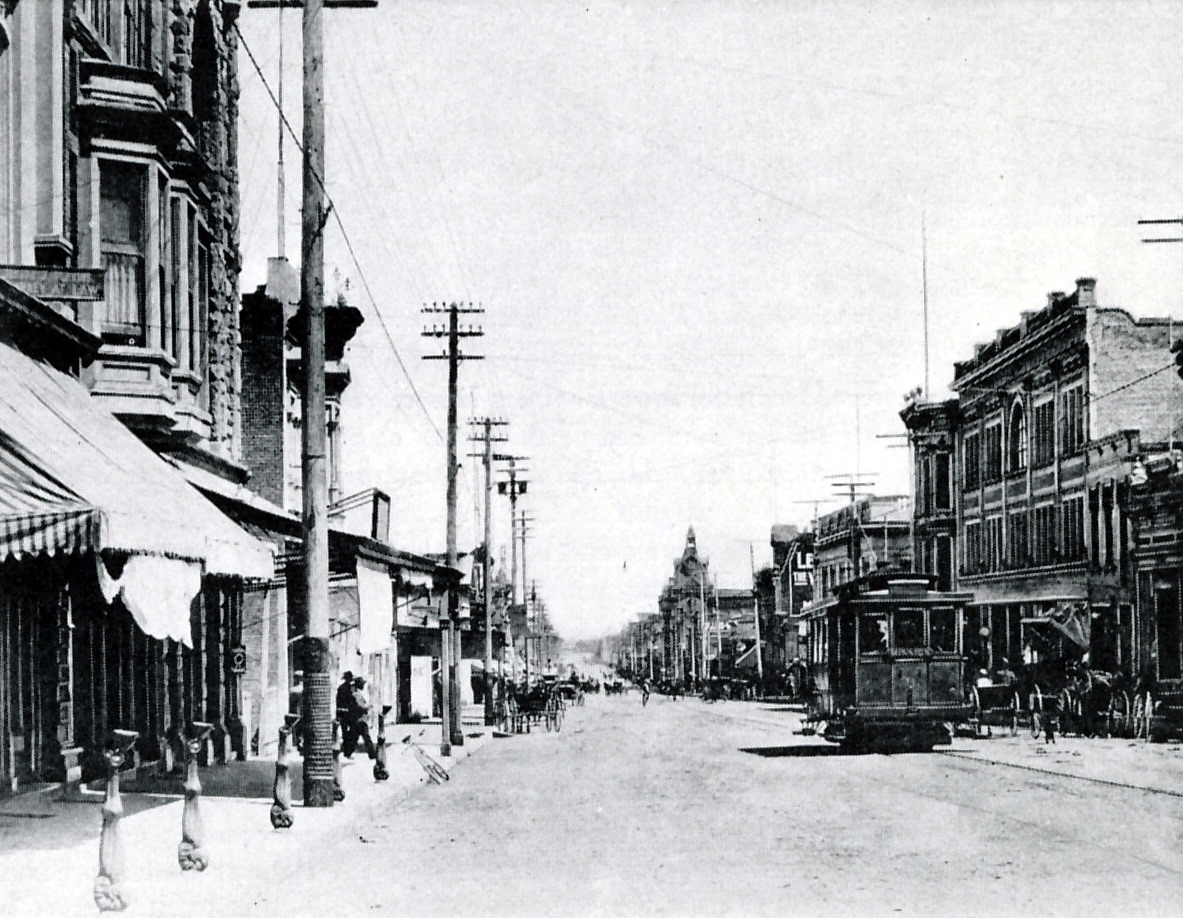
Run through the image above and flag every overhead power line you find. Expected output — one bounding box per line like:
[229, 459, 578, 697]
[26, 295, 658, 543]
[235, 22, 442, 442]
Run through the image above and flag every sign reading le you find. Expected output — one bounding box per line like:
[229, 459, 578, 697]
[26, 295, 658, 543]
[0, 265, 105, 301]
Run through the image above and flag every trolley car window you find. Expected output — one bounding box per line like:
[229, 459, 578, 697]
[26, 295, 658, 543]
[893, 608, 926, 649]
[859, 614, 888, 654]
[930, 607, 957, 652]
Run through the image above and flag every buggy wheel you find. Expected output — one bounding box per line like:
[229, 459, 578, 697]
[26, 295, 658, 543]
[1057, 688, 1075, 736]
[969, 686, 983, 738]
[1133, 691, 1153, 740]
[1105, 689, 1130, 738]
[1029, 687, 1045, 738]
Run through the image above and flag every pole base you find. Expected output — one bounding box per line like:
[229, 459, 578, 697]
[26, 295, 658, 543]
[303, 776, 336, 808]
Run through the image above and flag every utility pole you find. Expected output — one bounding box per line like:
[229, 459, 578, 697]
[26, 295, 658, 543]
[750, 544, 763, 682]
[825, 474, 876, 581]
[497, 459, 528, 677]
[248, 0, 378, 812]
[468, 418, 507, 726]
[519, 514, 535, 682]
[423, 302, 484, 752]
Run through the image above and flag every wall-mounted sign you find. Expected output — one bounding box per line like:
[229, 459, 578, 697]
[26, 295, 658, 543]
[0, 265, 105, 301]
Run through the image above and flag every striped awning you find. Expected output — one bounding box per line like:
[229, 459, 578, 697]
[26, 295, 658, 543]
[0, 340, 272, 579]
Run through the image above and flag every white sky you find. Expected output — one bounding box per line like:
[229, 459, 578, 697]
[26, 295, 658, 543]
[235, 0, 1183, 640]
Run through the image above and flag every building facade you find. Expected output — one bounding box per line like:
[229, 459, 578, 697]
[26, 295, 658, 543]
[657, 527, 715, 686]
[0, 0, 278, 792]
[909, 277, 1183, 680]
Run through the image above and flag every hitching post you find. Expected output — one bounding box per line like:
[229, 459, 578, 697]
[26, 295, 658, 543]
[373, 704, 392, 781]
[178, 722, 213, 871]
[94, 729, 138, 912]
[270, 713, 300, 829]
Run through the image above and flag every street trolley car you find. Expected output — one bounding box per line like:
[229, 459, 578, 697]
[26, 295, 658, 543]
[803, 572, 973, 752]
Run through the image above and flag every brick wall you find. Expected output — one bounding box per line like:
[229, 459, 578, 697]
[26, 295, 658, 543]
[1089, 308, 1183, 444]
[239, 292, 286, 505]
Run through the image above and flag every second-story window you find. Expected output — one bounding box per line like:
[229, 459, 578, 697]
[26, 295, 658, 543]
[984, 422, 1003, 483]
[934, 453, 951, 510]
[1061, 384, 1085, 456]
[1008, 401, 1027, 472]
[79, 1, 152, 68]
[1032, 398, 1056, 467]
[964, 432, 981, 490]
[1062, 496, 1086, 561]
[1008, 509, 1028, 567]
[1033, 503, 1057, 565]
[100, 160, 146, 346]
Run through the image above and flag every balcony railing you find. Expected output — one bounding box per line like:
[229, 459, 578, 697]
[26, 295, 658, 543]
[102, 250, 145, 346]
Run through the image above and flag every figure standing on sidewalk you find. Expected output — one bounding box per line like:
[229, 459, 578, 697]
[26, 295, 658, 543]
[347, 676, 377, 760]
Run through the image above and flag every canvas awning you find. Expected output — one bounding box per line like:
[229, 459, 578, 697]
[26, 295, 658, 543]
[0, 341, 273, 579]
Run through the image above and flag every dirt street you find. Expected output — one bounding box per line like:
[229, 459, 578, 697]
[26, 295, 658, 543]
[250, 693, 1183, 918]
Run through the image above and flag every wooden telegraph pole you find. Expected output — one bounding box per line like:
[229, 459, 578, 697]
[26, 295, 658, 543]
[423, 303, 483, 752]
[497, 458, 528, 678]
[247, 0, 377, 810]
[468, 418, 508, 726]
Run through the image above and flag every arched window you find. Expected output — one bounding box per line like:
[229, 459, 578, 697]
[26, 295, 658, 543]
[1009, 401, 1027, 472]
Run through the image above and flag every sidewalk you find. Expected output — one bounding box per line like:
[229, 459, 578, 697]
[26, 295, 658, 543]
[0, 725, 494, 918]
[944, 733, 1183, 796]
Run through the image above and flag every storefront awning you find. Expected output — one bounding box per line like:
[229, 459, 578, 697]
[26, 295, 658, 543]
[0, 341, 273, 580]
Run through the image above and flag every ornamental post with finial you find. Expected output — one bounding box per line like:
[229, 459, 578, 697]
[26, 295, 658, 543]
[270, 714, 300, 829]
[178, 722, 213, 871]
[373, 704, 392, 781]
[94, 729, 138, 912]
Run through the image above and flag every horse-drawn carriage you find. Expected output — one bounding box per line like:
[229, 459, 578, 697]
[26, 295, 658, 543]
[497, 680, 564, 733]
[967, 657, 1162, 740]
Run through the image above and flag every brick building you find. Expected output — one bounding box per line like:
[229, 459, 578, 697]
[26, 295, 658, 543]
[907, 277, 1183, 680]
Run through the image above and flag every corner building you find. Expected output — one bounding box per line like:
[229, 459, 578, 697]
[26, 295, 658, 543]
[906, 278, 1183, 679]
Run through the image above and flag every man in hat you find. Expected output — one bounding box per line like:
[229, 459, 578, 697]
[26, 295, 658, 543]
[336, 671, 360, 758]
[349, 676, 377, 759]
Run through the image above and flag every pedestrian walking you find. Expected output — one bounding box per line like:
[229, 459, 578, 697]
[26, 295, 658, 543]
[348, 677, 377, 760]
[1045, 694, 1061, 745]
